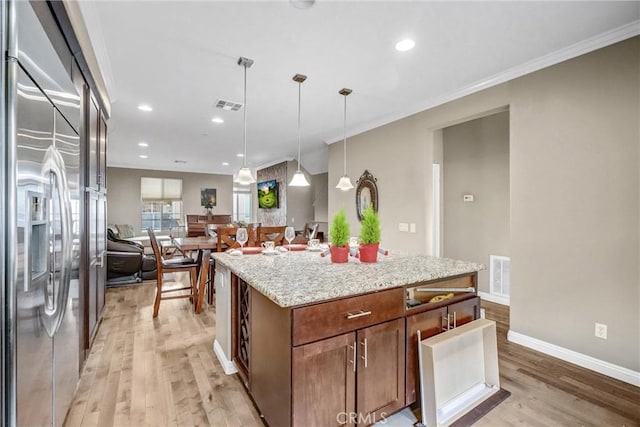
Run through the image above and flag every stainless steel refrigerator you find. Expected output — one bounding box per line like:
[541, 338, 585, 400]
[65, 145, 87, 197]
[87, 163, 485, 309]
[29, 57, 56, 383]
[3, 1, 81, 425]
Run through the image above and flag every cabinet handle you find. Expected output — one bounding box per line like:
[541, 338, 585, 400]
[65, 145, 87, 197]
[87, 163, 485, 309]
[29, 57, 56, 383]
[441, 314, 450, 331]
[453, 311, 457, 328]
[361, 338, 368, 368]
[346, 310, 371, 319]
[349, 342, 356, 372]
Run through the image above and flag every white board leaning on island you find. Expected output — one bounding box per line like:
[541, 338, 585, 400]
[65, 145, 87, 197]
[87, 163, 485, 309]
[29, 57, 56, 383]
[418, 318, 500, 427]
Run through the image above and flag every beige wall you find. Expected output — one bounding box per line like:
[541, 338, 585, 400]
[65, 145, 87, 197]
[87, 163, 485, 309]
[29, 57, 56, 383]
[107, 166, 233, 234]
[443, 111, 510, 294]
[328, 37, 639, 372]
[509, 38, 639, 371]
[328, 86, 509, 253]
[286, 160, 314, 228]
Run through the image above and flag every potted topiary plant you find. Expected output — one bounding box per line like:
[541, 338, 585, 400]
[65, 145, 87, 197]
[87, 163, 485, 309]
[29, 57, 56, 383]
[329, 208, 350, 263]
[358, 206, 380, 263]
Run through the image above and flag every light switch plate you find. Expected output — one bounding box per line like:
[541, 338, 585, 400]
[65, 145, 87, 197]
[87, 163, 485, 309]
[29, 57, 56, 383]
[463, 195, 474, 202]
[399, 223, 409, 232]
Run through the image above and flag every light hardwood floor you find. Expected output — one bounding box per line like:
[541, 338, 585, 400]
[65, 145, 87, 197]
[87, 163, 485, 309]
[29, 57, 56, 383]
[65, 280, 639, 426]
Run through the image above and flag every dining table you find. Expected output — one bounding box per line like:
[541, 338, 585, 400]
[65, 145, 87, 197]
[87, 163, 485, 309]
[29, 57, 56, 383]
[168, 236, 218, 306]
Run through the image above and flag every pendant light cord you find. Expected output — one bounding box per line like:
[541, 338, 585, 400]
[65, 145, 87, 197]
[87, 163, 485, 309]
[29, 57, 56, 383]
[297, 81, 302, 171]
[243, 63, 247, 167]
[343, 94, 347, 175]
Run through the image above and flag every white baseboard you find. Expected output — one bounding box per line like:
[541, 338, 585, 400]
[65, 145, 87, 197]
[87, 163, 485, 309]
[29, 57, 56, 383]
[507, 330, 640, 387]
[478, 291, 510, 306]
[213, 339, 237, 375]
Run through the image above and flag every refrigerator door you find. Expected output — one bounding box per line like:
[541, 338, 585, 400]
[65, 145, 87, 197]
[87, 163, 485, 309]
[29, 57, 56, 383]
[16, 66, 55, 427]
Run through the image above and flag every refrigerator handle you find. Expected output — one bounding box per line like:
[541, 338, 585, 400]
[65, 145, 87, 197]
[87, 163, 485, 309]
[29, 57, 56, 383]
[41, 145, 73, 338]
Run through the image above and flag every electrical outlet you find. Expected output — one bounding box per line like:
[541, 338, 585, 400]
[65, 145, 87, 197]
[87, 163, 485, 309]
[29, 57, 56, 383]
[595, 323, 607, 340]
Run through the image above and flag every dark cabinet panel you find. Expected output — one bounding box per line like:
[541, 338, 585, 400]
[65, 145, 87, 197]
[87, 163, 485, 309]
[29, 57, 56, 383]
[292, 332, 356, 427]
[357, 318, 405, 424]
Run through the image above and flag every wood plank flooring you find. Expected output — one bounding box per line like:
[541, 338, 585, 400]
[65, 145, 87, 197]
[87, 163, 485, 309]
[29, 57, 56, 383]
[65, 281, 639, 426]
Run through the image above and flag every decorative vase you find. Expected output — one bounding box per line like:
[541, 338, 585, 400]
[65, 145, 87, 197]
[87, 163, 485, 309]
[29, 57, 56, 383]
[359, 242, 379, 263]
[330, 246, 349, 263]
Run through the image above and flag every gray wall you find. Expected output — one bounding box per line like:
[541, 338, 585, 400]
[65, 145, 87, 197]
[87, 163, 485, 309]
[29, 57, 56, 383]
[443, 111, 510, 294]
[328, 37, 639, 372]
[107, 166, 233, 234]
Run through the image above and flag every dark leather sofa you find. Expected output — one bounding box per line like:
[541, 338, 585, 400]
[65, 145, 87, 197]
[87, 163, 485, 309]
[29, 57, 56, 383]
[107, 228, 157, 285]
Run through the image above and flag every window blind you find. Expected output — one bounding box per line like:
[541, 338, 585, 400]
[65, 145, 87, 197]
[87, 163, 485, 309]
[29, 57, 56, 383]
[141, 177, 182, 200]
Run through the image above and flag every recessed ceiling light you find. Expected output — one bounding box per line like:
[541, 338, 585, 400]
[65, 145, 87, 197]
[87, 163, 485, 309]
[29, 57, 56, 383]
[138, 142, 149, 147]
[211, 117, 224, 124]
[222, 162, 229, 166]
[395, 39, 415, 52]
[137, 104, 153, 112]
[139, 154, 148, 159]
[236, 153, 244, 158]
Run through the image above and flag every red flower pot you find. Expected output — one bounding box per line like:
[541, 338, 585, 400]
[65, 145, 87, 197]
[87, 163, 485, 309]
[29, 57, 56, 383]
[359, 243, 379, 263]
[330, 246, 349, 263]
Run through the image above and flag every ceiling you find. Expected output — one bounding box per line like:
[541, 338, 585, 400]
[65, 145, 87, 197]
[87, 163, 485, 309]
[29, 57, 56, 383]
[78, 1, 639, 176]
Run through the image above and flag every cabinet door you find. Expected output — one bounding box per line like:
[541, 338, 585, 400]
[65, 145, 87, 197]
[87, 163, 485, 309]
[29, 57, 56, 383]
[357, 318, 405, 424]
[98, 115, 107, 192]
[87, 98, 99, 190]
[96, 196, 106, 319]
[447, 296, 480, 329]
[292, 332, 356, 427]
[405, 307, 447, 405]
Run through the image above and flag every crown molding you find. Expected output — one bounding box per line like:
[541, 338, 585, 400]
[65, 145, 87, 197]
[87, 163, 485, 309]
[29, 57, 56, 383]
[325, 20, 640, 145]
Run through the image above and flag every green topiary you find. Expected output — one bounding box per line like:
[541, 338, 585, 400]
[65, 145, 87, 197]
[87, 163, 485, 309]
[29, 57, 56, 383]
[359, 206, 380, 244]
[329, 208, 350, 247]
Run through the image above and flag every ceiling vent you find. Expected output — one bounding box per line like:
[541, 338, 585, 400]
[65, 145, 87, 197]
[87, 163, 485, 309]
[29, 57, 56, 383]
[215, 99, 243, 111]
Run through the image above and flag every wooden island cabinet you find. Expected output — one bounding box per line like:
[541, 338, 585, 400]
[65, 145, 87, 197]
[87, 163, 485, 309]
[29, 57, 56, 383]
[229, 268, 480, 426]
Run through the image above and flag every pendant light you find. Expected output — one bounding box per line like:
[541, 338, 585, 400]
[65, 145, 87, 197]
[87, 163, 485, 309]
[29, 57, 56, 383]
[289, 74, 310, 187]
[336, 88, 354, 191]
[234, 56, 256, 185]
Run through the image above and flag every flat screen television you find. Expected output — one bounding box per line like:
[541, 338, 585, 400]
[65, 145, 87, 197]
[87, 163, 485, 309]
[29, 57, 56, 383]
[257, 179, 279, 209]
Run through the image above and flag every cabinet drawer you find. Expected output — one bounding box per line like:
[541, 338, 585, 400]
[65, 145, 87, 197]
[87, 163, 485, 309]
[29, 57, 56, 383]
[292, 287, 404, 346]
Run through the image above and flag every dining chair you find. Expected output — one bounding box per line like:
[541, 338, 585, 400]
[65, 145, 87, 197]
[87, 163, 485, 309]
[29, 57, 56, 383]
[216, 226, 240, 252]
[147, 227, 199, 318]
[293, 222, 319, 244]
[195, 249, 211, 314]
[257, 226, 286, 246]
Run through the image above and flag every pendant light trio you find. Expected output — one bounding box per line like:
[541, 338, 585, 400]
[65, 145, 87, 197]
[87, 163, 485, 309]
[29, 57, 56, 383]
[234, 56, 354, 191]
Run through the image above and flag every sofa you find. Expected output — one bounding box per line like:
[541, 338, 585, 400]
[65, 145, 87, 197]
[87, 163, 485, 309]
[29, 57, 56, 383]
[106, 227, 157, 285]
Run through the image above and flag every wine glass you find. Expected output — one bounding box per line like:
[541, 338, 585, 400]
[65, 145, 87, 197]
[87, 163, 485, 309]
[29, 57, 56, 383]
[284, 226, 295, 251]
[236, 227, 248, 254]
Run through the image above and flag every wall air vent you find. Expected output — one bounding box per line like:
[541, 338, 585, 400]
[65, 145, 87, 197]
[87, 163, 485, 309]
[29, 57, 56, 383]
[490, 255, 510, 299]
[215, 99, 243, 111]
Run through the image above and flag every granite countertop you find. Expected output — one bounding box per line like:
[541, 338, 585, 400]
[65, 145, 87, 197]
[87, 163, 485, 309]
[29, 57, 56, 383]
[212, 250, 485, 308]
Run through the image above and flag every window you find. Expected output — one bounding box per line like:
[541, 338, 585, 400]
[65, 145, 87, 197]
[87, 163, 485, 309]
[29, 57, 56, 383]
[141, 177, 183, 232]
[233, 187, 252, 223]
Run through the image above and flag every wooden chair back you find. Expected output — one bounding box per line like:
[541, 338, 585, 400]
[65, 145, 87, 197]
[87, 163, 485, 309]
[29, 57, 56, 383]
[257, 226, 286, 246]
[195, 249, 211, 313]
[216, 227, 240, 252]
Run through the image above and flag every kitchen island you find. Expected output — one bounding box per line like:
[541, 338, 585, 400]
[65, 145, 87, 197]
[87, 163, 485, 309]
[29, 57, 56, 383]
[212, 251, 484, 426]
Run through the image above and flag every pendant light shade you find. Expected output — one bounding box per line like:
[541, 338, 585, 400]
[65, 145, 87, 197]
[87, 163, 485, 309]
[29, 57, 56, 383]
[234, 56, 256, 185]
[289, 74, 310, 187]
[336, 88, 354, 191]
